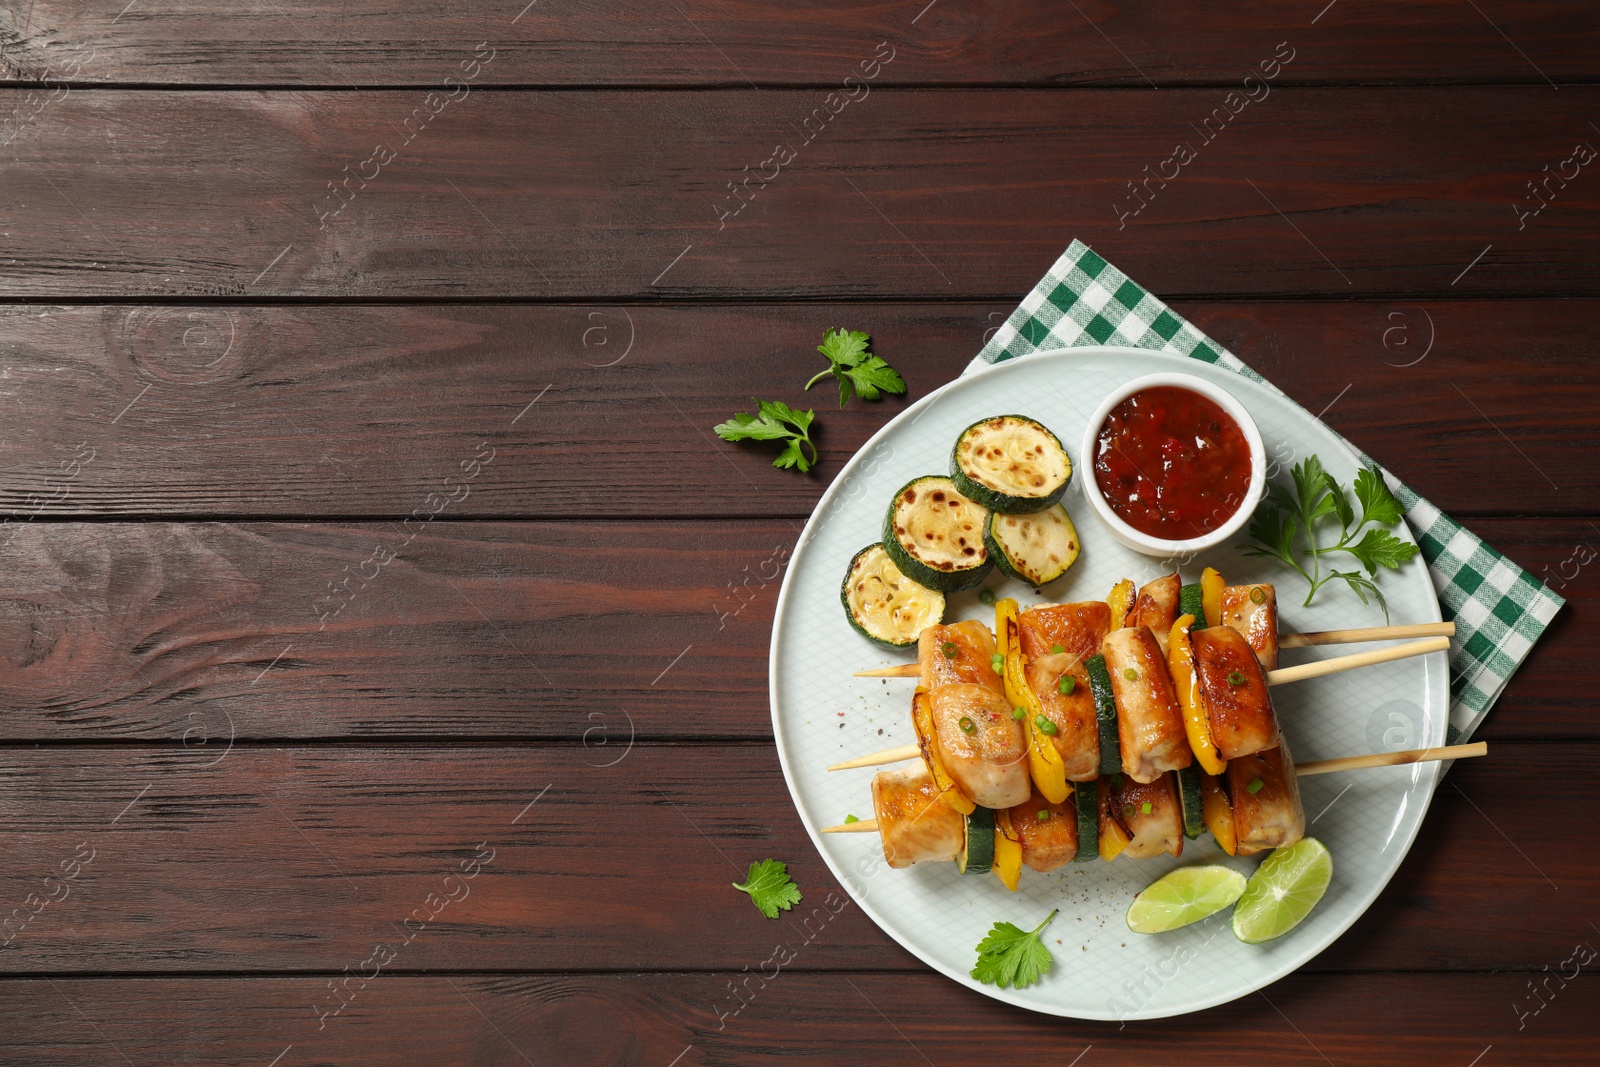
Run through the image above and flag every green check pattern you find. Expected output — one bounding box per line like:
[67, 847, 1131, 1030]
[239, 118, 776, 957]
[965, 240, 1563, 744]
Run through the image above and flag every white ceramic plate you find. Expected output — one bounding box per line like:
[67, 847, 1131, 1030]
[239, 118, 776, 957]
[769, 347, 1447, 1020]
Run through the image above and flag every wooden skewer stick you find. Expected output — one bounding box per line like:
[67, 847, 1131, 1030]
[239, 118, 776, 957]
[836, 640, 1452, 771]
[857, 639, 1459, 687]
[1296, 741, 1486, 777]
[855, 627, 1456, 678]
[1281, 621, 1454, 648]
[818, 743, 1488, 832]
[828, 744, 921, 771]
[1264, 636, 1449, 685]
[853, 663, 921, 678]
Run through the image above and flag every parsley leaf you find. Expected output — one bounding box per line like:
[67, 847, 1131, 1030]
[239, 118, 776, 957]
[1344, 527, 1418, 576]
[714, 399, 819, 473]
[732, 859, 803, 919]
[971, 909, 1057, 990]
[1354, 467, 1405, 527]
[804, 328, 907, 408]
[1245, 456, 1419, 619]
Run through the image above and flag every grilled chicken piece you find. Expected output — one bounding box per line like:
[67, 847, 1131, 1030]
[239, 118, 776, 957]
[1023, 651, 1100, 781]
[871, 764, 967, 869]
[919, 620, 1003, 691]
[1191, 625, 1278, 760]
[1221, 583, 1279, 671]
[1016, 601, 1112, 662]
[1105, 773, 1184, 859]
[1227, 738, 1305, 856]
[1009, 784, 1079, 873]
[1131, 573, 1181, 655]
[929, 682, 1030, 809]
[1103, 625, 1191, 782]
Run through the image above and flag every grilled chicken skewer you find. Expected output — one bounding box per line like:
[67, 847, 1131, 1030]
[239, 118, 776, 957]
[823, 742, 1487, 887]
[839, 572, 1448, 778]
[854, 565, 1452, 678]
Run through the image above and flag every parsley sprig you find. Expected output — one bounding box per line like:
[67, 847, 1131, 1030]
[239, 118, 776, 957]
[970, 909, 1057, 990]
[714, 399, 819, 473]
[804, 328, 906, 408]
[1243, 456, 1419, 618]
[732, 858, 803, 919]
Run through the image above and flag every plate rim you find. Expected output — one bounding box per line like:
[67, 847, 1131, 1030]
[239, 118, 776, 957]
[768, 345, 1446, 1020]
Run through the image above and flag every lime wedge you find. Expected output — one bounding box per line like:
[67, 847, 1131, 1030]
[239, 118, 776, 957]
[1232, 837, 1333, 945]
[1126, 865, 1248, 934]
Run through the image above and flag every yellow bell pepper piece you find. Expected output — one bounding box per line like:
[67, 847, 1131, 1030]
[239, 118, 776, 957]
[1201, 773, 1237, 855]
[993, 809, 1023, 891]
[1169, 613, 1226, 776]
[1097, 781, 1132, 861]
[996, 600, 1070, 805]
[994, 597, 1017, 665]
[1201, 566, 1225, 629]
[911, 688, 976, 816]
[1106, 578, 1136, 629]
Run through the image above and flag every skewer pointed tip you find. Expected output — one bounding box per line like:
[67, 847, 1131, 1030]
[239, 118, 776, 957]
[853, 663, 920, 678]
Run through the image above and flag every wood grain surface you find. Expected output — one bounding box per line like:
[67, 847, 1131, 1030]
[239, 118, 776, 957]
[0, 301, 1589, 519]
[0, 1, 1588, 1058]
[0, 518, 1581, 742]
[0, 742, 1586, 975]
[3, 0, 1597, 86]
[2, 89, 1598, 299]
[0, 973, 1591, 1067]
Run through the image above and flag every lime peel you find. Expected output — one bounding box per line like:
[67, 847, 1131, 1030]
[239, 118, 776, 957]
[1232, 837, 1333, 945]
[1126, 865, 1248, 934]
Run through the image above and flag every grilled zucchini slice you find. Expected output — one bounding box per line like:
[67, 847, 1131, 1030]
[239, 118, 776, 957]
[1074, 782, 1099, 862]
[1085, 652, 1122, 776]
[950, 415, 1072, 513]
[958, 806, 997, 874]
[1178, 583, 1207, 630]
[881, 476, 993, 593]
[840, 543, 946, 649]
[983, 504, 1080, 588]
[1177, 765, 1205, 840]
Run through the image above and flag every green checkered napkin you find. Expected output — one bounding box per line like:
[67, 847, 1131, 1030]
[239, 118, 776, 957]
[965, 240, 1563, 744]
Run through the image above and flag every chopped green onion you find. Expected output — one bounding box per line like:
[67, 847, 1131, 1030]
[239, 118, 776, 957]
[1140, 801, 1152, 815]
[1033, 715, 1058, 736]
[1058, 675, 1076, 695]
[1052, 644, 1065, 655]
[1037, 810, 1050, 821]
[1123, 667, 1138, 681]
[979, 589, 997, 605]
[1011, 706, 1026, 721]
[1250, 586, 1266, 605]
[1246, 777, 1264, 794]
[958, 716, 976, 734]
[991, 654, 1004, 673]
[844, 814, 859, 824]
[1122, 804, 1134, 817]
[942, 641, 959, 658]
[1228, 671, 1247, 686]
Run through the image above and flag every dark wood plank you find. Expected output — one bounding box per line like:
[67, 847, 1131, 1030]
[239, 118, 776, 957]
[0, 519, 787, 740]
[0, 741, 1587, 973]
[0, 518, 1579, 742]
[4, 89, 1599, 298]
[0, 972, 1590, 1066]
[4, 1, 1597, 86]
[0, 301, 1592, 520]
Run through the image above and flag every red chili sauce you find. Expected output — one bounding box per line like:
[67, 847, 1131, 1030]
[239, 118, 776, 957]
[1092, 386, 1252, 540]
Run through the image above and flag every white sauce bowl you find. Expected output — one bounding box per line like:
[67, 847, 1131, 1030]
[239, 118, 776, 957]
[1078, 371, 1266, 558]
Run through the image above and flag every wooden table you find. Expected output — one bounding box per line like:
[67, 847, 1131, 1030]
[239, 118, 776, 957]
[0, 2, 1594, 1063]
